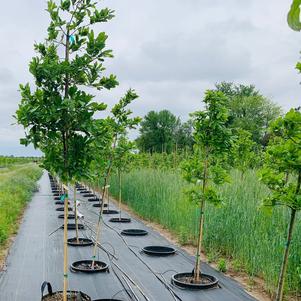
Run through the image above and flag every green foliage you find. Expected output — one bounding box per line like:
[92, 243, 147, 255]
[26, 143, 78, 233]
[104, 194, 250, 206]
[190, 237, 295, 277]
[217, 258, 227, 273]
[182, 90, 232, 206]
[16, 0, 118, 183]
[260, 109, 301, 210]
[215, 82, 281, 145]
[109, 168, 301, 295]
[231, 129, 257, 175]
[0, 164, 42, 245]
[136, 110, 193, 153]
[288, 0, 301, 31]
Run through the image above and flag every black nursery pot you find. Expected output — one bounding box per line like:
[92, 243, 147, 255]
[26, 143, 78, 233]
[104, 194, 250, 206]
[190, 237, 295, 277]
[70, 260, 109, 273]
[109, 217, 131, 223]
[94, 299, 124, 301]
[171, 272, 218, 290]
[58, 214, 75, 219]
[41, 281, 91, 301]
[88, 197, 101, 202]
[83, 193, 95, 197]
[121, 229, 148, 236]
[55, 201, 70, 205]
[102, 209, 119, 215]
[56, 207, 72, 211]
[67, 237, 93, 247]
[92, 203, 108, 208]
[142, 245, 176, 256]
[80, 190, 91, 194]
[61, 223, 85, 230]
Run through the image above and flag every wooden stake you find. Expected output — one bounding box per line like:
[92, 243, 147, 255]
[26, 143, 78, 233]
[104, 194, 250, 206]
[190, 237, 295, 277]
[63, 186, 69, 301]
[74, 184, 79, 244]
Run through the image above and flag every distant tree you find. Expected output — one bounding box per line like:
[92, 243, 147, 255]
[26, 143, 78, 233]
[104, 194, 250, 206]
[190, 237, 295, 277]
[215, 82, 281, 145]
[136, 110, 180, 153]
[174, 119, 194, 150]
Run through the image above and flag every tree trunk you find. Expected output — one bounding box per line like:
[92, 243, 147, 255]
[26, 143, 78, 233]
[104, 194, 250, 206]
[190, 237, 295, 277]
[275, 171, 300, 301]
[119, 168, 122, 219]
[91, 137, 117, 268]
[275, 208, 296, 301]
[194, 198, 205, 283]
[62, 28, 70, 301]
[63, 186, 69, 301]
[194, 155, 208, 283]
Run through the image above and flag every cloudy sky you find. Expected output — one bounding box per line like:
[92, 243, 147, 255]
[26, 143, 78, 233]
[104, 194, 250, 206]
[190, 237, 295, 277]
[0, 0, 300, 156]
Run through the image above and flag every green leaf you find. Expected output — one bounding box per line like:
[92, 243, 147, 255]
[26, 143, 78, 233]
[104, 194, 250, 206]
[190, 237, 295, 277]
[288, 0, 301, 31]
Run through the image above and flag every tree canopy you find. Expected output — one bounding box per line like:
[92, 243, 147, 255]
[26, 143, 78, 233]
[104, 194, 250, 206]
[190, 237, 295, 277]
[215, 82, 281, 146]
[136, 110, 193, 153]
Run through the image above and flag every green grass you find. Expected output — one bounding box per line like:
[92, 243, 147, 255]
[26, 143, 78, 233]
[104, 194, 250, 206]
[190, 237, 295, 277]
[0, 164, 42, 245]
[110, 168, 301, 296]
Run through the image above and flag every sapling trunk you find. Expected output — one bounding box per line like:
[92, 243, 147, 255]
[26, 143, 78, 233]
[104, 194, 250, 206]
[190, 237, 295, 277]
[91, 137, 117, 268]
[63, 186, 69, 301]
[119, 168, 122, 219]
[74, 184, 79, 244]
[62, 28, 70, 301]
[194, 156, 208, 283]
[275, 172, 300, 301]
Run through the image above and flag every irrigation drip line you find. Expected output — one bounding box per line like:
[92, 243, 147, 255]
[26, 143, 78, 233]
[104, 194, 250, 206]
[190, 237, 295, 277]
[74, 189, 181, 301]
[112, 262, 151, 301]
[102, 220, 182, 301]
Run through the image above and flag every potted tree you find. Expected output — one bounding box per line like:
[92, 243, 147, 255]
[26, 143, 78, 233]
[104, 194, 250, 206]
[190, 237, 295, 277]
[109, 135, 135, 223]
[172, 90, 232, 289]
[260, 108, 301, 301]
[16, 0, 118, 299]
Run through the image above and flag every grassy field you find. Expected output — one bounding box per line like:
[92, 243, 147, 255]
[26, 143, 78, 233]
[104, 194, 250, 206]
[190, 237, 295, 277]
[110, 168, 301, 296]
[0, 164, 42, 246]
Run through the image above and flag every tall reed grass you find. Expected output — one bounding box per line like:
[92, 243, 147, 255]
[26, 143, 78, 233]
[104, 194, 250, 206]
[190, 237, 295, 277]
[110, 168, 301, 296]
[0, 164, 42, 245]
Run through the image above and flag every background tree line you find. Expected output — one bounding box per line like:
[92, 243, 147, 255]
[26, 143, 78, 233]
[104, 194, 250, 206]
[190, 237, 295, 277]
[136, 81, 282, 154]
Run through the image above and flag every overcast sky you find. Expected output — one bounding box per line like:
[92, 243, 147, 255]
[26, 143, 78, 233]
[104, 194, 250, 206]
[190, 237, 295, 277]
[0, 0, 300, 156]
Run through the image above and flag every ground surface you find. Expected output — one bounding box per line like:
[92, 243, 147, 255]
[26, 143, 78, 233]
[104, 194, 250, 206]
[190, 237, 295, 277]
[0, 171, 257, 301]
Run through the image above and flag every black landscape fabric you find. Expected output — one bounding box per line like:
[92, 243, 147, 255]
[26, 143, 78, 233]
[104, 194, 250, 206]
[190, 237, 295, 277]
[0, 172, 257, 301]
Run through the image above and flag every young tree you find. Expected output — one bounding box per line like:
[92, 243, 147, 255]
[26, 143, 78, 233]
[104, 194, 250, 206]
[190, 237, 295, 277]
[231, 129, 256, 178]
[181, 90, 232, 283]
[16, 1, 117, 299]
[113, 135, 135, 220]
[260, 108, 301, 301]
[91, 90, 140, 267]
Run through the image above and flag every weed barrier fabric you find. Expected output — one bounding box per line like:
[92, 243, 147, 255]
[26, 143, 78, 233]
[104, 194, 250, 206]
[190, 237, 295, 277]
[0, 172, 257, 301]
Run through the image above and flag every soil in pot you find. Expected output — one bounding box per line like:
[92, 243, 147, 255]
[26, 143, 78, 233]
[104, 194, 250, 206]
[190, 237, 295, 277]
[121, 229, 148, 236]
[60, 223, 84, 230]
[171, 272, 218, 289]
[42, 291, 91, 301]
[58, 214, 75, 219]
[67, 237, 93, 246]
[109, 217, 131, 223]
[56, 207, 72, 211]
[70, 260, 109, 273]
[142, 245, 176, 256]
